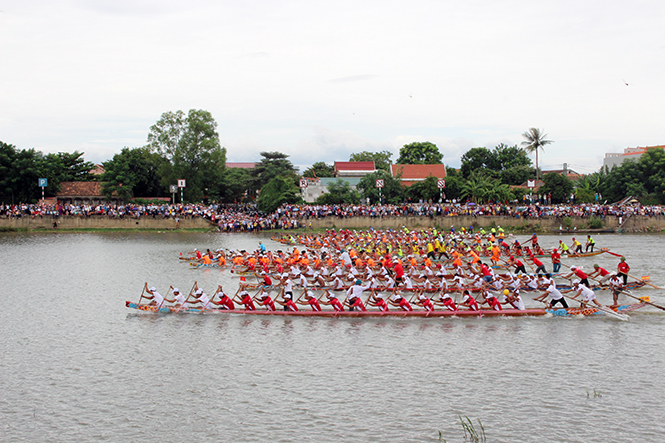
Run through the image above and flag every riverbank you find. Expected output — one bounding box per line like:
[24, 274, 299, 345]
[2, 213, 665, 232]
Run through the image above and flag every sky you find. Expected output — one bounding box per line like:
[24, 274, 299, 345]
[1, 0, 664, 174]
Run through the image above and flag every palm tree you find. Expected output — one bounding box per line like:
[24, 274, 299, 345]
[521, 128, 553, 181]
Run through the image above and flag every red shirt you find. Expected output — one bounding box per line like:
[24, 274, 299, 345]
[443, 298, 457, 311]
[574, 269, 587, 279]
[261, 297, 275, 311]
[394, 263, 404, 279]
[329, 297, 344, 311]
[398, 298, 413, 311]
[618, 262, 630, 273]
[307, 297, 321, 311]
[285, 300, 299, 311]
[376, 298, 389, 311]
[240, 295, 256, 311]
[551, 251, 561, 263]
[421, 298, 434, 311]
[220, 295, 235, 310]
[487, 296, 502, 311]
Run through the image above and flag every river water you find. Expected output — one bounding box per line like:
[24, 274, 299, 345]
[1, 232, 664, 442]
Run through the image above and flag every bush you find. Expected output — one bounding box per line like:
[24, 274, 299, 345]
[587, 216, 604, 229]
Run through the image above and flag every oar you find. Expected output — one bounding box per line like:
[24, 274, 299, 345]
[176, 281, 197, 313]
[138, 284, 146, 305]
[627, 273, 661, 289]
[620, 289, 665, 311]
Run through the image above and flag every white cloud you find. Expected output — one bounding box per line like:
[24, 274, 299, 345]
[1, 0, 664, 172]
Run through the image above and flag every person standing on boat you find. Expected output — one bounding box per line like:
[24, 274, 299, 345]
[617, 257, 630, 285]
[570, 280, 603, 308]
[563, 267, 590, 287]
[558, 240, 570, 256]
[508, 256, 527, 275]
[143, 283, 165, 308]
[551, 248, 561, 273]
[345, 279, 370, 311]
[538, 282, 568, 309]
[532, 256, 546, 275]
[608, 274, 624, 306]
[588, 264, 611, 285]
[585, 235, 595, 252]
[572, 237, 583, 254]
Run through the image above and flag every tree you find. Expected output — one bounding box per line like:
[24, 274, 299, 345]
[406, 176, 442, 202]
[460, 144, 532, 184]
[147, 109, 226, 202]
[257, 176, 302, 213]
[101, 147, 167, 202]
[251, 151, 299, 193]
[0, 142, 43, 204]
[316, 179, 360, 204]
[220, 167, 253, 203]
[349, 150, 393, 171]
[357, 170, 403, 204]
[41, 151, 96, 197]
[396, 142, 443, 165]
[302, 161, 335, 178]
[521, 128, 553, 181]
[539, 172, 573, 203]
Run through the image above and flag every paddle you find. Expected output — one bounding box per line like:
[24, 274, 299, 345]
[620, 289, 665, 311]
[138, 284, 146, 305]
[176, 281, 197, 313]
[627, 273, 661, 289]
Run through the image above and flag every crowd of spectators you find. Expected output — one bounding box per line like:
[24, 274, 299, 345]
[2, 201, 665, 232]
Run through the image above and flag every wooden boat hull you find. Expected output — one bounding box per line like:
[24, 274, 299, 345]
[126, 302, 644, 318]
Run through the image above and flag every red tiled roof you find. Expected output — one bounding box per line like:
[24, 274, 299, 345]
[57, 182, 104, 197]
[390, 164, 446, 186]
[90, 164, 104, 175]
[334, 161, 375, 172]
[226, 162, 257, 169]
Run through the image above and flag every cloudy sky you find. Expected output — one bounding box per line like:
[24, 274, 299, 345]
[1, 0, 664, 173]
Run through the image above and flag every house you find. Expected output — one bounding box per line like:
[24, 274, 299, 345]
[603, 145, 665, 170]
[56, 182, 115, 205]
[226, 162, 257, 169]
[390, 164, 447, 187]
[302, 161, 376, 203]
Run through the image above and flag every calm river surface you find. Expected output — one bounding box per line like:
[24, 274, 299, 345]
[1, 232, 665, 442]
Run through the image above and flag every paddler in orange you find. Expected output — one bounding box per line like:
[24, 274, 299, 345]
[490, 244, 501, 265]
[201, 254, 212, 265]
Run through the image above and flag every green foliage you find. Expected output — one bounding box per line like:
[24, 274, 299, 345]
[220, 167, 253, 203]
[147, 109, 226, 202]
[316, 179, 360, 204]
[0, 141, 96, 204]
[600, 149, 665, 204]
[257, 176, 302, 213]
[251, 151, 299, 193]
[102, 147, 167, 202]
[562, 216, 573, 229]
[349, 150, 393, 171]
[521, 128, 553, 180]
[396, 141, 443, 164]
[459, 172, 514, 203]
[539, 172, 573, 203]
[302, 161, 335, 178]
[460, 144, 533, 185]
[357, 170, 403, 204]
[587, 216, 604, 229]
[406, 176, 443, 202]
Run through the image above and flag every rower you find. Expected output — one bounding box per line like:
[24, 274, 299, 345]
[414, 290, 435, 311]
[233, 288, 256, 311]
[255, 288, 276, 311]
[481, 290, 502, 311]
[320, 290, 344, 311]
[501, 289, 525, 310]
[367, 290, 390, 312]
[143, 283, 165, 307]
[617, 257, 630, 285]
[585, 235, 595, 252]
[165, 286, 189, 309]
[551, 248, 561, 273]
[297, 289, 322, 311]
[388, 292, 413, 311]
[459, 290, 479, 311]
[212, 285, 235, 310]
[190, 288, 214, 310]
[275, 293, 299, 311]
[434, 292, 458, 312]
[570, 280, 603, 308]
[608, 273, 624, 306]
[572, 237, 583, 254]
